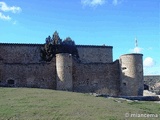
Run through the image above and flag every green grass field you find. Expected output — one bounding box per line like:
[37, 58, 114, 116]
[0, 87, 160, 120]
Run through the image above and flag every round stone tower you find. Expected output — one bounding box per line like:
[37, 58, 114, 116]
[56, 53, 73, 91]
[119, 53, 143, 96]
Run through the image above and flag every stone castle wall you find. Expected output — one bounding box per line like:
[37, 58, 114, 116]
[77, 45, 113, 63]
[73, 60, 120, 96]
[0, 43, 113, 91]
[0, 43, 56, 89]
[0, 44, 113, 64]
[1, 61, 56, 89]
[0, 43, 144, 96]
[0, 43, 43, 63]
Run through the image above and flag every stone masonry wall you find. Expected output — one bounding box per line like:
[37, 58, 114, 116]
[73, 60, 120, 96]
[0, 44, 112, 64]
[77, 45, 113, 63]
[0, 43, 117, 94]
[0, 43, 43, 63]
[0, 43, 56, 89]
[0, 60, 56, 89]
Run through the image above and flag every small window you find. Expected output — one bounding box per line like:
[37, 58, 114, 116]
[122, 67, 127, 70]
[123, 82, 126, 86]
[8, 79, 15, 85]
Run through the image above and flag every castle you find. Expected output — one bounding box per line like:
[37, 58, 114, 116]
[0, 31, 144, 96]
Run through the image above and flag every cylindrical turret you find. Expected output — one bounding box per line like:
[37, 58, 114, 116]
[56, 53, 73, 91]
[119, 53, 143, 96]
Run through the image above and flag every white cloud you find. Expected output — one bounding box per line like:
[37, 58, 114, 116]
[112, 0, 118, 5]
[133, 47, 143, 53]
[0, 12, 11, 20]
[81, 0, 123, 7]
[143, 57, 158, 75]
[81, 0, 106, 7]
[0, 2, 21, 13]
[143, 57, 155, 67]
[130, 47, 143, 53]
[0, 2, 21, 21]
[112, 0, 122, 6]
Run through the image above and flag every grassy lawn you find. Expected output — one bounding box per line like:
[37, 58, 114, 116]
[0, 87, 160, 120]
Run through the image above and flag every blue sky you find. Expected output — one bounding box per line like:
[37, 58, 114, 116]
[0, 0, 160, 75]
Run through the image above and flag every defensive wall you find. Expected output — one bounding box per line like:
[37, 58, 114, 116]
[76, 45, 113, 63]
[73, 60, 120, 96]
[0, 43, 144, 96]
[0, 43, 113, 88]
[0, 43, 113, 64]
